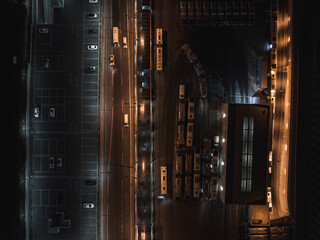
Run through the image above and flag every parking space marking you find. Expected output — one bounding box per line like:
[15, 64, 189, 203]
[34, 55, 67, 72]
[33, 88, 65, 122]
[32, 139, 65, 173]
[81, 4, 100, 238]
[32, 189, 65, 207]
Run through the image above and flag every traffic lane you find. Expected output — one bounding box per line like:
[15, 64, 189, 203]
[99, 0, 113, 238]
[107, 47, 131, 240]
[157, 199, 224, 240]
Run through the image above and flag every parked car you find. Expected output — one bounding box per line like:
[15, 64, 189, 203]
[85, 66, 97, 73]
[50, 157, 55, 169]
[39, 28, 49, 33]
[57, 157, 62, 167]
[85, 179, 97, 185]
[83, 203, 95, 208]
[87, 45, 98, 50]
[49, 107, 55, 118]
[89, 28, 98, 34]
[110, 54, 115, 66]
[34, 106, 40, 118]
[87, 13, 98, 19]
[43, 58, 50, 69]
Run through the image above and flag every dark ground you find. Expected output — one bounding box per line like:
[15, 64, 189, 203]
[295, 0, 320, 239]
[1, 0, 320, 239]
[0, 1, 29, 239]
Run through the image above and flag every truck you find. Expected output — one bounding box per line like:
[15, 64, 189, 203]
[175, 177, 181, 199]
[113, 27, 119, 46]
[211, 176, 218, 200]
[176, 124, 185, 148]
[176, 153, 183, 175]
[178, 101, 186, 123]
[185, 152, 192, 174]
[184, 176, 192, 198]
[187, 98, 195, 121]
[186, 123, 194, 147]
[193, 148, 200, 171]
[193, 173, 200, 198]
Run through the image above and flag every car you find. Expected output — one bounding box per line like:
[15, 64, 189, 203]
[49, 107, 55, 118]
[110, 54, 115, 66]
[43, 58, 50, 69]
[57, 157, 62, 167]
[87, 13, 98, 19]
[89, 0, 98, 3]
[39, 28, 49, 33]
[123, 113, 129, 127]
[85, 179, 97, 185]
[89, 28, 98, 34]
[252, 219, 263, 225]
[85, 66, 97, 73]
[83, 203, 95, 208]
[87, 45, 98, 50]
[34, 106, 40, 118]
[50, 157, 55, 169]
[123, 37, 127, 48]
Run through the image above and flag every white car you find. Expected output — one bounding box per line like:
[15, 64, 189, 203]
[43, 58, 50, 69]
[34, 107, 40, 118]
[87, 13, 98, 19]
[89, 0, 98, 3]
[39, 28, 49, 33]
[57, 157, 62, 167]
[83, 203, 95, 208]
[50, 157, 55, 169]
[87, 45, 98, 50]
[49, 107, 55, 118]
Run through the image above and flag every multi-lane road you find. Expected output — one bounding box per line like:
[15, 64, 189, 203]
[99, 0, 136, 239]
[270, 0, 293, 220]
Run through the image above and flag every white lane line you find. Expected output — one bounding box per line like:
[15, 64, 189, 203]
[121, 73, 123, 86]
[122, 153, 124, 166]
[108, 106, 113, 172]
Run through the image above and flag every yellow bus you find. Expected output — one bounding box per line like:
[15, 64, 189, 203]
[156, 47, 163, 71]
[161, 166, 167, 195]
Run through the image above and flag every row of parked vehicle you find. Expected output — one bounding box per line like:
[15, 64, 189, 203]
[181, 45, 207, 98]
[174, 144, 220, 200]
[34, 106, 55, 118]
[179, 0, 256, 25]
[49, 156, 63, 169]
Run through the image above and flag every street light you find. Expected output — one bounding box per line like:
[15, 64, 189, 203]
[142, 160, 145, 173]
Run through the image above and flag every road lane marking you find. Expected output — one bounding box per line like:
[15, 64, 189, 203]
[108, 106, 113, 172]
[121, 73, 123, 86]
[122, 153, 124, 165]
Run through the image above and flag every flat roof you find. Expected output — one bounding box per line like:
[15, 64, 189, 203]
[225, 104, 270, 205]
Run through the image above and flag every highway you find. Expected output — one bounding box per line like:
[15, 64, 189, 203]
[99, 0, 137, 239]
[270, 0, 293, 220]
